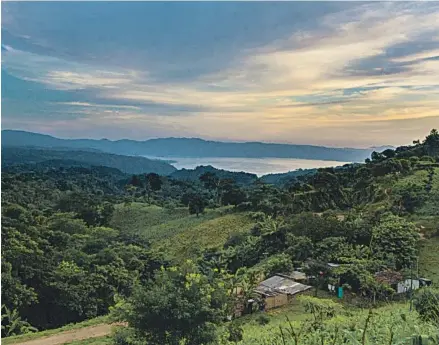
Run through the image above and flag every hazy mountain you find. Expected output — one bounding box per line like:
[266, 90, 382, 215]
[2, 130, 377, 162]
[1, 146, 177, 175]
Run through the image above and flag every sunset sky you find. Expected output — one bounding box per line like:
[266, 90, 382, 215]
[2, 2, 439, 148]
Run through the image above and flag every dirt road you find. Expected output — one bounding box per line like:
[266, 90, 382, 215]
[12, 323, 125, 345]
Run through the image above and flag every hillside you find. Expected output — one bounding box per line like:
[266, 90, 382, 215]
[1, 146, 176, 175]
[3, 130, 375, 162]
[2, 129, 439, 345]
[110, 203, 254, 260]
[170, 165, 258, 185]
[259, 168, 318, 185]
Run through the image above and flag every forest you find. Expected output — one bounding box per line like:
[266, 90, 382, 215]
[2, 129, 439, 345]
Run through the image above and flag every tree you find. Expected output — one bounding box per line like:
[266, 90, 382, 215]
[129, 175, 142, 187]
[220, 180, 246, 207]
[370, 215, 419, 269]
[188, 193, 206, 217]
[371, 151, 384, 161]
[227, 322, 243, 344]
[303, 261, 331, 297]
[146, 173, 162, 192]
[253, 253, 293, 278]
[1, 305, 37, 337]
[423, 129, 439, 157]
[114, 261, 228, 345]
[286, 234, 314, 262]
[381, 149, 396, 159]
[311, 171, 339, 192]
[414, 288, 439, 324]
[200, 172, 219, 190]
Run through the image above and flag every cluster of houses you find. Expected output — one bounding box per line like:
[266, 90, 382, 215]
[233, 262, 432, 317]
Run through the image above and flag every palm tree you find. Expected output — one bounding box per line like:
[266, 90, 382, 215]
[258, 215, 284, 235]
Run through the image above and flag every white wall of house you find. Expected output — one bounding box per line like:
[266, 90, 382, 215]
[397, 279, 420, 294]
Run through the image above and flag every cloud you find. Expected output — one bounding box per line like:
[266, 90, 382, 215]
[1, 2, 439, 146]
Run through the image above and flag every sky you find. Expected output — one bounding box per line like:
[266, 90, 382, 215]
[2, 2, 439, 148]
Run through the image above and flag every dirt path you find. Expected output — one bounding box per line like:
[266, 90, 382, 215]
[12, 323, 126, 345]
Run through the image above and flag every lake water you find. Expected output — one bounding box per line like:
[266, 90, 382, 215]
[145, 156, 351, 177]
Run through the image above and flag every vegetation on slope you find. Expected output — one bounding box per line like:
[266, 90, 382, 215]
[2, 146, 176, 175]
[2, 129, 439, 345]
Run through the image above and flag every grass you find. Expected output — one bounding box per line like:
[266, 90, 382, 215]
[384, 167, 439, 237]
[111, 202, 255, 259]
[155, 211, 254, 259]
[110, 203, 190, 239]
[418, 236, 439, 285]
[237, 300, 429, 345]
[65, 336, 113, 345]
[111, 203, 241, 243]
[2, 316, 108, 345]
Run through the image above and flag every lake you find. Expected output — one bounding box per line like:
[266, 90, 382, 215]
[144, 156, 352, 176]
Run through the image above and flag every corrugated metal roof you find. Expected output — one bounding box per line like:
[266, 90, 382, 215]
[255, 275, 312, 297]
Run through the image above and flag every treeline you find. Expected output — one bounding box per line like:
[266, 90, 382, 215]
[1, 166, 169, 333]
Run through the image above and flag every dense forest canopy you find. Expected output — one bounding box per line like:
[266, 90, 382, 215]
[2, 129, 439, 344]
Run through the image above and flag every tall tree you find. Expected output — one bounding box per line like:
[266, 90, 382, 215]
[114, 261, 228, 345]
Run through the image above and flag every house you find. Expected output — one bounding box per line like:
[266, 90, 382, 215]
[396, 278, 432, 294]
[254, 275, 312, 310]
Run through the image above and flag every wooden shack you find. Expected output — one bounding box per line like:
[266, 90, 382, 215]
[254, 275, 312, 310]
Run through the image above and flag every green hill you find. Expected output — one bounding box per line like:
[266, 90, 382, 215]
[111, 203, 254, 259]
[170, 165, 258, 185]
[1, 146, 176, 175]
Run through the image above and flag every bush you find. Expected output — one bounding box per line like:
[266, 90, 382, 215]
[414, 288, 439, 324]
[256, 314, 270, 326]
[224, 232, 247, 248]
[250, 212, 266, 222]
[227, 322, 244, 343]
[113, 327, 139, 345]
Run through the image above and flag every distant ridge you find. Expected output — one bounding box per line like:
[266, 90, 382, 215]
[1, 146, 177, 175]
[2, 130, 379, 162]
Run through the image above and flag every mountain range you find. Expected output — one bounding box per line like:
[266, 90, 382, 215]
[2, 130, 385, 162]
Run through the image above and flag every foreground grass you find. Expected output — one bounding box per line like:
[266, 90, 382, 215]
[65, 336, 113, 345]
[2, 316, 108, 345]
[238, 301, 437, 345]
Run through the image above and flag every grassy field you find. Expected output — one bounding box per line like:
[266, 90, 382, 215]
[111, 203, 244, 242]
[110, 203, 190, 240]
[155, 211, 254, 259]
[2, 316, 108, 345]
[110, 203, 255, 259]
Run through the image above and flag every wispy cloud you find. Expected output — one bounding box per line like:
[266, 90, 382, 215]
[1, 2, 439, 147]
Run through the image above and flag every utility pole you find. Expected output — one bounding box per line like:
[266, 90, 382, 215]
[409, 262, 413, 311]
[409, 256, 419, 312]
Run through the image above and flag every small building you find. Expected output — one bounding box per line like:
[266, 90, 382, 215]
[254, 275, 312, 310]
[396, 278, 432, 294]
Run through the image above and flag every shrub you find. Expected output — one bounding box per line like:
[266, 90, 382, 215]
[256, 314, 270, 326]
[414, 288, 439, 324]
